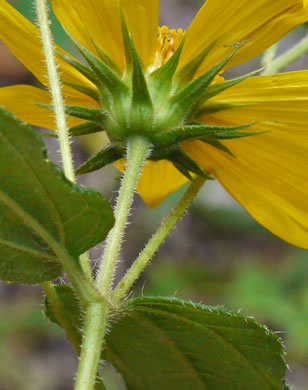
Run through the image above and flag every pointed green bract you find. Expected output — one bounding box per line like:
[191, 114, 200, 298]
[89, 36, 122, 76]
[36, 103, 106, 122]
[69, 121, 104, 137]
[201, 68, 263, 102]
[148, 37, 186, 102]
[200, 138, 235, 156]
[175, 38, 218, 86]
[197, 101, 245, 116]
[168, 149, 211, 179]
[69, 33, 128, 96]
[57, 52, 100, 86]
[37, 104, 106, 123]
[128, 29, 154, 133]
[154, 123, 256, 146]
[62, 81, 100, 102]
[64, 105, 107, 122]
[170, 48, 240, 121]
[0, 108, 114, 283]
[56, 32, 262, 178]
[120, 12, 133, 73]
[76, 143, 125, 176]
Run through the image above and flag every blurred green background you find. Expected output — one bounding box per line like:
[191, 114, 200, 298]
[1, 0, 308, 389]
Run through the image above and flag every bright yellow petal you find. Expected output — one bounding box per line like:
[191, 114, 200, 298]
[0, 0, 91, 89]
[50, 0, 125, 71]
[184, 126, 308, 249]
[180, 0, 308, 74]
[201, 71, 308, 126]
[122, 0, 159, 68]
[0, 85, 91, 129]
[116, 159, 188, 207]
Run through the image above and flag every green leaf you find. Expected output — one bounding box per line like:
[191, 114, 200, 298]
[0, 108, 114, 283]
[105, 297, 286, 390]
[46, 292, 287, 390]
[45, 284, 82, 339]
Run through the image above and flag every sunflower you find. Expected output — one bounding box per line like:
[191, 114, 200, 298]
[1, 0, 308, 248]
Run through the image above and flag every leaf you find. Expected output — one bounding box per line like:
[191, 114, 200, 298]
[45, 290, 286, 390]
[45, 284, 82, 337]
[104, 297, 286, 390]
[0, 108, 114, 283]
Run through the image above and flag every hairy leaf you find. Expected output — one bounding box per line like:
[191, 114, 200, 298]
[45, 290, 286, 390]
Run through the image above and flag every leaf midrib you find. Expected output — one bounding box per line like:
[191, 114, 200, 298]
[0, 237, 56, 260]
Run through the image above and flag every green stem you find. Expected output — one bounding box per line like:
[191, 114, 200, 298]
[112, 176, 206, 304]
[80, 252, 93, 280]
[262, 33, 308, 75]
[42, 282, 107, 390]
[35, 0, 75, 182]
[261, 44, 278, 69]
[74, 303, 109, 390]
[35, 0, 93, 279]
[96, 136, 151, 297]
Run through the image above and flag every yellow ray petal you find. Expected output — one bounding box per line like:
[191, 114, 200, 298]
[180, 0, 308, 75]
[200, 71, 308, 126]
[0, 85, 90, 129]
[0, 0, 91, 89]
[50, 0, 125, 71]
[116, 159, 188, 207]
[122, 0, 159, 68]
[184, 123, 308, 248]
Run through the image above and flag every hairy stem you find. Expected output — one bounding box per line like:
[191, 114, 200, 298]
[75, 303, 109, 390]
[42, 282, 107, 390]
[96, 136, 151, 297]
[35, 0, 93, 279]
[261, 44, 278, 69]
[35, 0, 75, 181]
[112, 176, 206, 304]
[262, 33, 308, 75]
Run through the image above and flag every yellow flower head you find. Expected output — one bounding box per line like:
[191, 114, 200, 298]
[1, 0, 308, 248]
